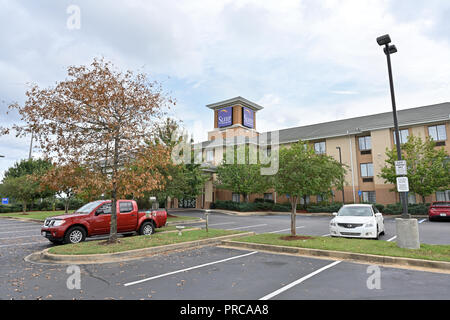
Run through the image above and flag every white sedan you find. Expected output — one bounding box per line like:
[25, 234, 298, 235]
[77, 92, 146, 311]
[329, 204, 385, 239]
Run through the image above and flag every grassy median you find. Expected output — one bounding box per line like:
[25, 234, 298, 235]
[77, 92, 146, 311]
[0, 211, 199, 223]
[236, 233, 450, 262]
[48, 229, 241, 255]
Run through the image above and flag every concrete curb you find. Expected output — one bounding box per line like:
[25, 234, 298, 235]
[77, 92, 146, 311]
[221, 240, 450, 273]
[26, 232, 255, 265]
[209, 209, 333, 217]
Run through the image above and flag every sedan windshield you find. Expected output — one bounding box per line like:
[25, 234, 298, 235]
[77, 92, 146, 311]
[74, 201, 104, 214]
[338, 206, 373, 217]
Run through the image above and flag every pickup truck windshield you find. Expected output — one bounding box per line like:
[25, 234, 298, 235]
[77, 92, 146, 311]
[75, 200, 105, 214]
[338, 207, 373, 217]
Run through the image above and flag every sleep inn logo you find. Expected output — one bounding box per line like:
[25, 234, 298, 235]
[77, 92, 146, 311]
[218, 107, 232, 128]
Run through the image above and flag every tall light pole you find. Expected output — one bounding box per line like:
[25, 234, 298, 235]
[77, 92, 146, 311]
[377, 34, 419, 249]
[336, 146, 345, 204]
[376, 34, 409, 219]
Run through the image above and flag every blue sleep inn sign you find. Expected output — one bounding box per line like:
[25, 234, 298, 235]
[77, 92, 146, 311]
[1, 198, 9, 205]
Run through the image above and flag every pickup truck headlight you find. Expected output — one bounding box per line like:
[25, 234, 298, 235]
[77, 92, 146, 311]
[53, 220, 65, 226]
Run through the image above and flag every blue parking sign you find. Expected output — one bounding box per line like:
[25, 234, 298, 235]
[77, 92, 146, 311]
[1, 198, 9, 205]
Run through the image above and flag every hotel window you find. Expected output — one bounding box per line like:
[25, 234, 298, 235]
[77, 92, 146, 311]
[358, 136, 372, 151]
[314, 142, 326, 154]
[428, 125, 447, 141]
[232, 193, 240, 203]
[393, 129, 409, 145]
[206, 149, 214, 162]
[264, 193, 273, 201]
[300, 196, 310, 205]
[436, 190, 450, 202]
[361, 191, 376, 203]
[408, 192, 416, 204]
[360, 163, 374, 177]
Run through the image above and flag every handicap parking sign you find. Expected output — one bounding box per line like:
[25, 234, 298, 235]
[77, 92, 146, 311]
[1, 198, 9, 204]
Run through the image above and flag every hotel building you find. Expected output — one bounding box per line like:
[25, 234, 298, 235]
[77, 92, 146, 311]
[175, 97, 450, 209]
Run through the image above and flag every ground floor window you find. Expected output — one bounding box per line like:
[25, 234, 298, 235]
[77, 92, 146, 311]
[232, 193, 240, 203]
[408, 192, 416, 204]
[436, 190, 450, 201]
[362, 191, 376, 203]
[264, 193, 273, 201]
[300, 196, 310, 205]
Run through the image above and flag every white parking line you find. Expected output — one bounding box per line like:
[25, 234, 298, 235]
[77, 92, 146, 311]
[267, 226, 305, 234]
[207, 222, 236, 227]
[124, 251, 258, 287]
[226, 224, 268, 231]
[259, 260, 342, 300]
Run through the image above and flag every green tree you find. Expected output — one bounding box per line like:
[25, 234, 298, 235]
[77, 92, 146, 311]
[148, 118, 208, 209]
[216, 145, 272, 203]
[274, 141, 346, 236]
[3, 158, 52, 180]
[0, 158, 54, 212]
[380, 135, 450, 203]
[1, 175, 39, 213]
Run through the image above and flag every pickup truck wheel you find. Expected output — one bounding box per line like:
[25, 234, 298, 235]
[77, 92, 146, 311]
[140, 221, 155, 236]
[64, 226, 87, 244]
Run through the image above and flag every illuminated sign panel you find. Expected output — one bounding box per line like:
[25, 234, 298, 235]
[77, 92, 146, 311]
[218, 107, 233, 128]
[243, 107, 254, 128]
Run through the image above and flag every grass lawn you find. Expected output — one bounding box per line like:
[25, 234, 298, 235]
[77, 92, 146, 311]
[1, 211, 199, 223]
[48, 229, 241, 255]
[0, 210, 72, 221]
[237, 233, 450, 262]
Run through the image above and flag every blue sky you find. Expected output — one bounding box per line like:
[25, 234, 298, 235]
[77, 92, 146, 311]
[1, 0, 450, 179]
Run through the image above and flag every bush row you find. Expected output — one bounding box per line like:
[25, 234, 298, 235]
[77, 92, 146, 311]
[0, 197, 87, 213]
[211, 200, 430, 215]
[211, 200, 290, 212]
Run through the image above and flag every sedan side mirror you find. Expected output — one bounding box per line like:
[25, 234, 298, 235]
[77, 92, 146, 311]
[332, 212, 337, 216]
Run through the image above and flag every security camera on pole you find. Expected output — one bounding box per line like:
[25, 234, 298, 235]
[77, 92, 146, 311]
[376, 34, 420, 249]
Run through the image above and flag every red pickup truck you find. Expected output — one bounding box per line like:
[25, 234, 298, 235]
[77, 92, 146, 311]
[41, 200, 167, 244]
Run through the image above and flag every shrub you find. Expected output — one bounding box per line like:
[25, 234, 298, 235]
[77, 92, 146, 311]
[382, 203, 429, 215]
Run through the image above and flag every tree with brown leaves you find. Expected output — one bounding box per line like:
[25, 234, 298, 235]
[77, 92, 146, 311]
[2, 58, 174, 243]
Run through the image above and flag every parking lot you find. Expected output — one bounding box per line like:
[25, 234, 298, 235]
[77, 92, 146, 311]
[1, 211, 450, 300]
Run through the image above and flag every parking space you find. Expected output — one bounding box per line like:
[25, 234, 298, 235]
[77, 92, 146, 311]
[1, 212, 450, 300]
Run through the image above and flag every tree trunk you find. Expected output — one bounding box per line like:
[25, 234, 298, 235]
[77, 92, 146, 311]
[22, 201, 27, 214]
[290, 196, 298, 236]
[64, 199, 69, 214]
[422, 195, 426, 204]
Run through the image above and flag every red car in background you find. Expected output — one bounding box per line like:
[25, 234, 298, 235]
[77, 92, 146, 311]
[428, 201, 450, 221]
[41, 200, 167, 244]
